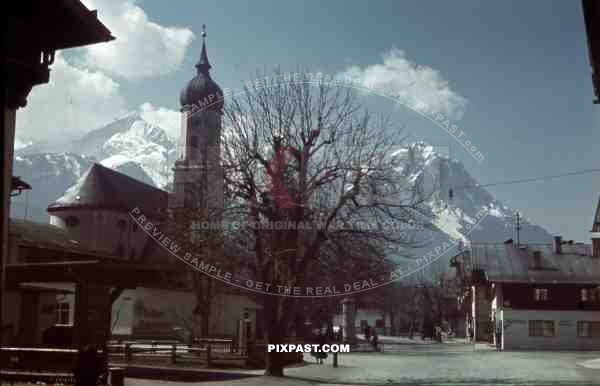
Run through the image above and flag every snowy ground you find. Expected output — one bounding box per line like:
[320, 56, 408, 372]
[123, 342, 600, 386]
[580, 358, 600, 370]
[288, 344, 600, 385]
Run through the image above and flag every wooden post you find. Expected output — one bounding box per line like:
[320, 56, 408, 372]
[0, 107, 16, 332]
[109, 367, 124, 386]
[125, 344, 131, 362]
[171, 345, 176, 364]
[206, 342, 211, 366]
[333, 352, 338, 367]
[73, 281, 89, 348]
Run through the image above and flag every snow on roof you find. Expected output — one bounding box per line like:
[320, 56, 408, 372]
[47, 163, 167, 215]
[467, 243, 600, 284]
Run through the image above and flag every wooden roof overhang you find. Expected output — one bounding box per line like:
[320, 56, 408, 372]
[5, 260, 176, 289]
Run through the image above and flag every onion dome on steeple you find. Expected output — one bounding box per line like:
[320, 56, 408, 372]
[180, 25, 224, 111]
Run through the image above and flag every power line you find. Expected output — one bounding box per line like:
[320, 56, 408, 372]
[453, 167, 600, 191]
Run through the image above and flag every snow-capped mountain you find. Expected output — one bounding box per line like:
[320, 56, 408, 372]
[11, 118, 552, 264]
[12, 112, 178, 223]
[68, 112, 178, 188]
[384, 143, 552, 275]
[12, 153, 94, 223]
[395, 143, 552, 245]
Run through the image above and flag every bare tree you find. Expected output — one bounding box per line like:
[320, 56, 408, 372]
[220, 71, 433, 376]
[417, 266, 461, 341]
[158, 204, 225, 341]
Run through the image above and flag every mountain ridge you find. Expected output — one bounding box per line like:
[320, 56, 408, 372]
[11, 116, 553, 264]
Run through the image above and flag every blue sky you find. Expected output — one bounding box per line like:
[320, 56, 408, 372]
[19, 0, 600, 241]
[138, 0, 600, 241]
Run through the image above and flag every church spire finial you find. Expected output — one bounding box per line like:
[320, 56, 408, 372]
[196, 24, 211, 74]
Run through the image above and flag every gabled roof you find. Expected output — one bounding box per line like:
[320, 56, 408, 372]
[47, 163, 167, 215]
[466, 243, 600, 285]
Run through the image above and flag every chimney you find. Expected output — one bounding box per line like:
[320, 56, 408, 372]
[553, 236, 562, 254]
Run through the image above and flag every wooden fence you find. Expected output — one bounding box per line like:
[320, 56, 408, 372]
[107, 338, 247, 366]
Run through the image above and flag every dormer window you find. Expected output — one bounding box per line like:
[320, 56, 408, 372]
[534, 288, 549, 302]
[581, 288, 599, 303]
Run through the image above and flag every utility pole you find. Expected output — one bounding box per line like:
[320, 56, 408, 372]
[515, 212, 521, 247]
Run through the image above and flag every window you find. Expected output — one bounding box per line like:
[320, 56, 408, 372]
[534, 288, 549, 302]
[375, 319, 385, 328]
[190, 135, 198, 149]
[577, 321, 600, 337]
[116, 243, 124, 257]
[132, 222, 139, 232]
[65, 216, 79, 228]
[55, 302, 70, 325]
[581, 288, 599, 303]
[529, 320, 555, 337]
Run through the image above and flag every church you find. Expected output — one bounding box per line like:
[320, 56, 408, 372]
[3, 30, 261, 345]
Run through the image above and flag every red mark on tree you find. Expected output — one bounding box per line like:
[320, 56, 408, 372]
[263, 145, 296, 208]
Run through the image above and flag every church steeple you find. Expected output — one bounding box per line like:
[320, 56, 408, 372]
[195, 25, 211, 74]
[179, 24, 223, 110]
[173, 24, 223, 210]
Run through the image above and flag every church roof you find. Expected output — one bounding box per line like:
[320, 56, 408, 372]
[47, 163, 167, 215]
[179, 26, 224, 111]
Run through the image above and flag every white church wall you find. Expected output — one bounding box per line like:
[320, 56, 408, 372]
[50, 209, 151, 259]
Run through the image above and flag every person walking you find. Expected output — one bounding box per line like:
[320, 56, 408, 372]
[364, 325, 371, 342]
[317, 330, 328, 364]
[371, 329, 379, 351]
[495, 324, 502, 351]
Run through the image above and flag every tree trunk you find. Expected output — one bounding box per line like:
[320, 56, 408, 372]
[201, 311, 210, 338]
[264, 321, 285, 376]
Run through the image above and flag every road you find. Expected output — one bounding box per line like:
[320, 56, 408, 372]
[125, 342, 600, 386]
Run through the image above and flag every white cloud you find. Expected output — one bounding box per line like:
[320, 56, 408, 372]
[139, 102, 181, 139]
[14, 137, 32, 151]
[16, 52, 126, 142]
[339, 49, 467, 119]
[81, 0, 194, 79]
[15, 0, 194, 144]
